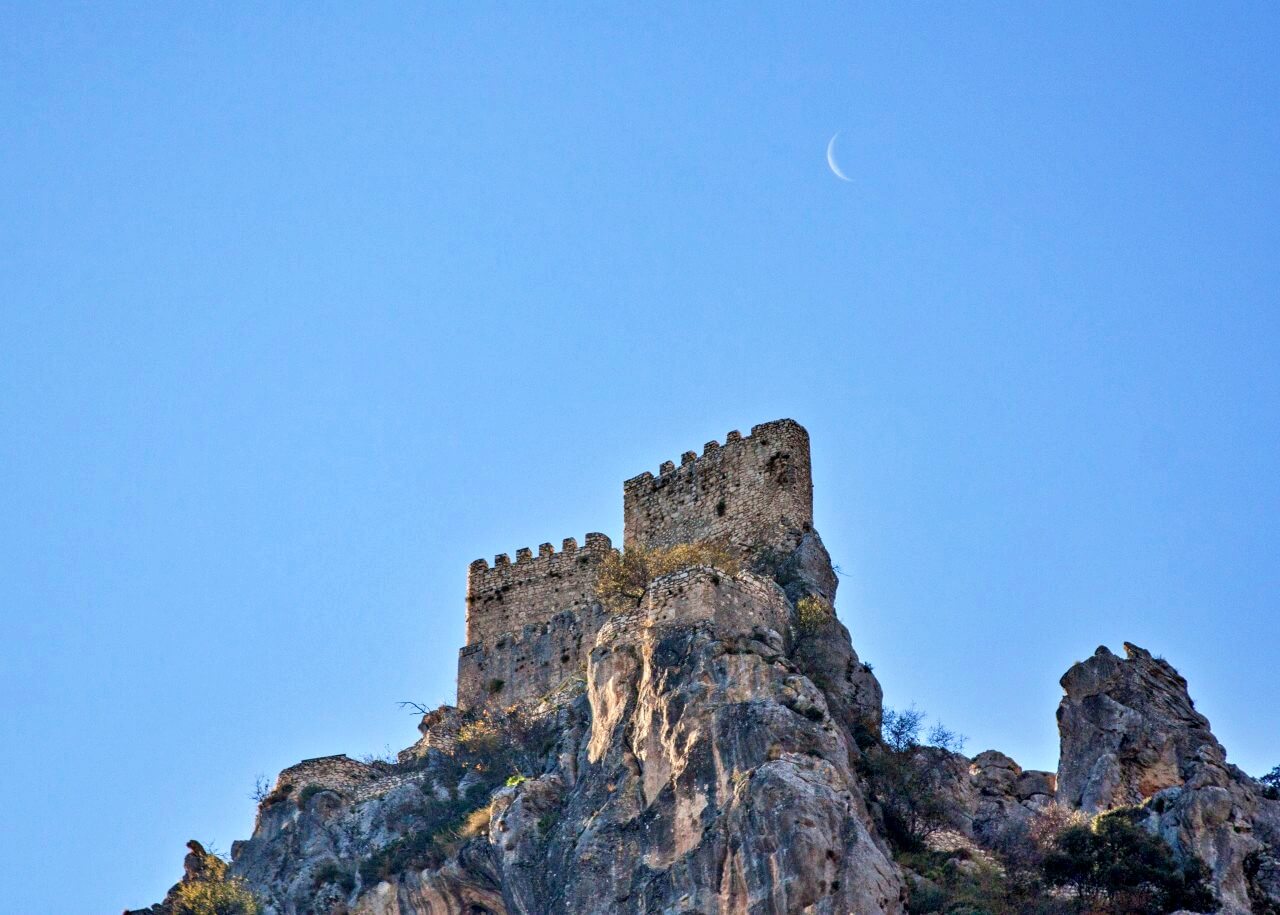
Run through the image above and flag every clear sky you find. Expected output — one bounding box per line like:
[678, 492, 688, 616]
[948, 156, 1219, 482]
[2, 4, 1277, 912]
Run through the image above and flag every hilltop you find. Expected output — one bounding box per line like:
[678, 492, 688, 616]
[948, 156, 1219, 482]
[132, 420, 1279, 915]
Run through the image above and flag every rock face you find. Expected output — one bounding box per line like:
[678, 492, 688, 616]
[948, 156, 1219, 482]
[132, 421, 1278, 915]
[1057, 643, 1280, 914]
[179, 537, 904, 915]
[1057, 643, 1219, 814]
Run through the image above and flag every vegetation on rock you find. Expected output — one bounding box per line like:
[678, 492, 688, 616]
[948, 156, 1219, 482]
[597, 541, 740, 608]
[169, 851, 261, 915]
[795, 594, 834, 632]
[1263, 764, 1280, 801]
[1042, 807, 1217, 913]
[862, 706, 965, 851]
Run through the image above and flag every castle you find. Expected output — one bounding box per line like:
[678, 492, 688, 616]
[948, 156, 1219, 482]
[456, 419, 814, 709]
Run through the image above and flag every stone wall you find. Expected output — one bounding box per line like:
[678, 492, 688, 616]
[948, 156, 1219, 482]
[458, 419, 816, 711]
[622, 419, 814, 558]
[457, 605, 605, 709]
[273, 755, 381, 795]
[465, 533, 613, 646]
[640, 566, 792, 636]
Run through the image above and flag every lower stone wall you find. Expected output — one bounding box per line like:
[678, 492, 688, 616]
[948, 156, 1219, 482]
[457, 605, 607, 709]
[641, 566, 792, 636]
[274, 755, 381, 794]
[351, 769, 431, 803]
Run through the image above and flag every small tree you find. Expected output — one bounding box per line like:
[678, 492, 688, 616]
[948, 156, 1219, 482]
[1261, 765, 1280, 800]
[863, 706, 965, 851]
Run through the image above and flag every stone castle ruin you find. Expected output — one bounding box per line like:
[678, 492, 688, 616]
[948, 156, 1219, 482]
[456, 419, 814, 709]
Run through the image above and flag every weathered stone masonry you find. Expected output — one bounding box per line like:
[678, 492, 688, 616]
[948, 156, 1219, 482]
[623, 419, 813, 557]
[464, 533, 613, 646]
[457, 533, 612, 709]
[456, 419, 816, 710]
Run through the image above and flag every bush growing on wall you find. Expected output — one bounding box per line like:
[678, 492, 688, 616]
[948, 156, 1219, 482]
[597, 542, 741, 608]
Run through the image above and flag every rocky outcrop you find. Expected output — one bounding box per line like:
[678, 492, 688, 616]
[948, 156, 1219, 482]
[126, 840, 245, 915]
[1057, 643, 1221, 814]
[540, 566, 903, 914]
[143, 533, 906, 915]
[1057, 642, 1280, 914]
[964, 750, 1056, 844]
[903, 746, 1057, 849]
[130, 404, 1280, 915]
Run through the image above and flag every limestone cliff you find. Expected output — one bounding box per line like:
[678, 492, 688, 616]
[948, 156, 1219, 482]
[1056, 644, 1280, 914]
[131, 420, 1278, 915]
[135, 533, 901, 915]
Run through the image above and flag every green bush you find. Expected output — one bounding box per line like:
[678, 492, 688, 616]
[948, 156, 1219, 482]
[312, 860, 355, 895]
[297, 784, 332, 806]
[795, 595, 833, 632]
[170, 854, 261, 915]
[900, 849, 1014, 915]
[1261, 764, 1280, 801]
[1042, 807, 1218, 913]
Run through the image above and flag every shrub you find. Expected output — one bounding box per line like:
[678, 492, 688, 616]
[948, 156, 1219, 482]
[312, 860, 355, 895]
[457, 804, 492, 839]
[297, 784, 331, 806]
[169, 854, 261, 915]
[597, 542, 741, 608]
[260, 782, 293, 806]
[453, 706, 559, 788]
[795, 595, 833, 632]
[1042, 807, 1218, 913]
[900, 849, 1015, 915]
[1261, 764, 1280, 801]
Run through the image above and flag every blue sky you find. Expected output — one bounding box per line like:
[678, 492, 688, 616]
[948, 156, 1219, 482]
[2, 4, 1277, 912]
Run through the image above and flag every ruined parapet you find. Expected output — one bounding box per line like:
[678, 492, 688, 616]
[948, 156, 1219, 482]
[396, 706, 465, 764]
[465, 532, 613, 646]
[272, 754, 380, 796]
[623, 419, 814, 558]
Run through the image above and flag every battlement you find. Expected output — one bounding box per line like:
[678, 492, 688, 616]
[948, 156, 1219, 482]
[623, 419, 813, 556]
[465, 531, 613, 646]
[456, 418, 816, 710]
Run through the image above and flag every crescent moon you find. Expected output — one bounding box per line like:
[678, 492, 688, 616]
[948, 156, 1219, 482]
[826, 133, 852, 182]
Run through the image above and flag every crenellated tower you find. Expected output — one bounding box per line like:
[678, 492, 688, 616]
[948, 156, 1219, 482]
[455, 419, 815, 710]
[622, 419, 813, 557]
